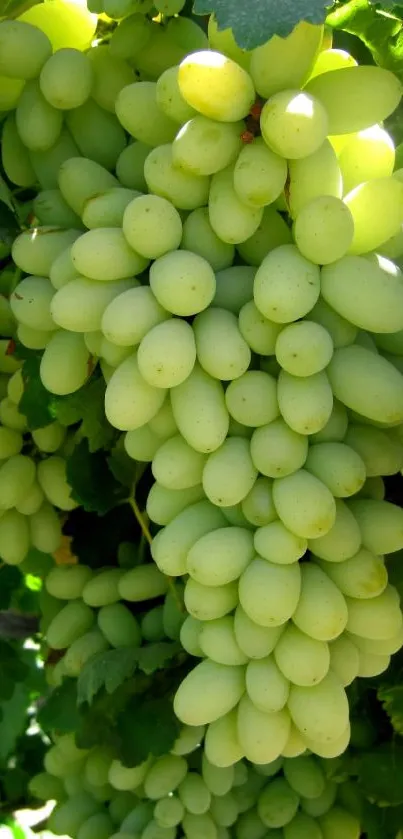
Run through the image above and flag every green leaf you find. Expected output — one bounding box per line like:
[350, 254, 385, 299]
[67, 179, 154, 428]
[0, 174, 14, 212]
[19, 354, 56, 430]
[136, 642, 182, 675]
[192, 0, 329, 47]
[328, 0, 403, 80]
[108, 441, 138, 490]
[378, 683, 403, 734]
[357, 743, 403, 806]
[37, 678, 81, 734]
[55, 375, 116, 453]
[0, 683, 29, 762]
[0, 566, 21, 610]
[116, 696, 180, 767]
[66, 439, 128, 514]
[77, 648, 139, 706]
[0, 641, 29, 701]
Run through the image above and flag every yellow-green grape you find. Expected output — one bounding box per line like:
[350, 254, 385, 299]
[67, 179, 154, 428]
[109, 13, 152, 60]
[209, 791, 238, 827]
[193, 308, 250, 380]
[30, 128, 80, 191]
[186, 527, 254, 586]
[29, 501, 62, 553]
[40, 331, 91, 396]
[292, 562, 348, 640]
[180, 614, 203, 656]
[10, 276, 55, 334]
[237, 695, 291, 764]
[78, 813, 115, 839]
[250, 419, 308, 479]
[328, 635, 359, 686]
[239, 558, 301, 627]
[305, 65, 402, 134]
[37, 456, 77, 511]
[282, 724, 307, 759]
[318, 548, 387, 601]
[213, 266, 255, 314]
[144, 144, 210, 210]
[346, 424, 403, 476]
[51, 278, 134, 333]
[300, 781, 337, 817]
[178, 50, 254, 122]
[49, 246, 77, 290]
[143, 755, 187, 800]
[199, 617, 248, 666]
[238, 301, 283, 355]
[82, 188, 140, 229]
[277, 370, 333, 436]
[156, 66, 196, 124]
[46, 600, 94, 649]
[154, 795, 184, 828]
[181, 208, 234, 272]
[85, 745, 113, 788]
[322, 254, 403, 334]
[274, 624, 330, 687]
[294, 196, 354, 264]
[260, 90, 328, 159]
[16, 80, 62, 152]
[58, 156, 119, 216]
[344, 177, 403, 255]
[241, 477, 277, 527]
[349, 498, 403, 555]
[339, 125, 395, 193]
[152, 434, 206, 490]
[182, 812, 217, 839]
[254, 244, 320, 323]
[225, 371, 278, 428]
[288, 139, 342, 218]
[104, 353, 166, 430]
[284, 812, 323, 839]
[46, 564, 92, 599]
[305, 442, 366, 498]
[273, 469, 336, 541]
[173, 116, 242, 176]
[66, 98, 127, 170]
[309, 298, 357, 348]
[88, 45, 134, 114]
[233, 138, 287, 207]
[82, 568, 123, 607]
[0, 343, 20, 377]
[171, 724, 206, 756]
[7, 370, 23, 405]
[201, 754, 234, 796]
[209, 165, 263, 244]
[137, 319, 196, 388]
[150, 250, 215, 316]
[308, 498, 361, 562]
[152, 498, 226, 576]
[64, 629, 109, 678]
[116, 142, 150, 192]
[0, 509, 30, 565]
[254, 521, 307, 565]
[0, 19, 51, 78]
[0, 397, 27, 431]
[1, 114, 36, 188]
[275, 321, 333, 378]
[318, 806, 360, 839]
[123, 195, 182, 260]
[246, 656, 289, 711]
[71, 228, 148, 281]
[237, 207, 292, 266]
[100, 339, 131, 368]
[125, 426, 166, 463]
[33, 189, 82, 228]
[202, 437, 257, 507]
[174, 659, 245, 726]
[309, 47, 357, 78]
[0, 426, 23, 459]
[118, 564, 168, 602]
[184, 577, 238, 620]
[204, 709, 243, 767]
[39, 48, 93, 110]
[116, 82, 177, 147]
[109, 758, 151, 791]
[250, 22, 322, 98]
[0, 75, 24, 110]
[288, 670, 349, 747]
[257, 777, 299, 828]
[20, 0, 96, 51]
[12, 227, 80, 277]
[98, 603, 141, 648]
[102, 286, 168, 347]
[328, 345, 403, 425]
[170, 364, 229, 453]
[29, 772, 66, 802]
[0, 454, 35, 509]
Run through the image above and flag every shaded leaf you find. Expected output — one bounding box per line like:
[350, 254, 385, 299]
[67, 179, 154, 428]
[19, 354, 55, 430]
[0, 566, 21, 610]
[55, 375, 116, 453]
[136, 642, 182, 675]
[77, 648, 138, 706]
[37, 678, 81, 733]
[0, 683, 29, 762]
[357, 743, 403, 806]
[116, 695, 180, 767]
[66, 439, 128, 514]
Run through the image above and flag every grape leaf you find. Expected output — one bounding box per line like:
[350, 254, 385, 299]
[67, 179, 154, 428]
[19, 354, 56, 430]
[116, 696, 180, 767]
[135, 642, 182, 675]
[192, 0, 330, 47]
[0, 683, 29, 762]
[0, 566, 21, 610]
[328, 0, 403, 81]
[55, 376, 116, 453]
[0, 641, 29, 701]
[108, 441, 138, 490]
[77, 648, 139, 706]
[65, 504, 138, 569]
[378, 683, 403, 734]
[37, 678, 81, 733]
[357, 743, 403, 806]
[66, 439, 128, 514]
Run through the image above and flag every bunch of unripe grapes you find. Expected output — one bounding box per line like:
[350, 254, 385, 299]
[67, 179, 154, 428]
[3, 4, 403, 777]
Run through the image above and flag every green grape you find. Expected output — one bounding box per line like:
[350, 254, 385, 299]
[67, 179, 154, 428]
[171, 723, 205, 756]
[177, 773, 211, 815]
[235, 805, 267, 839]
[83, 188, 140, 229]
[184, 577, 238, 620]
[29, 501, 62, 553]
[345, 424, 403, 476]
[1, 114, 35, 187]
[0, 19, 51, 78]
[143, 755, 188, 800]
[284, 812, 323, 839]
[288, 140, 342, 218]
[0, 426, 23, 459]
[49, 246, 77, 289]
[306, 65, 402, 134]
[180, 614, 203, 656]
[324, 254, 403, 334]
[34, 189, 82, 228]
[145, 143, 210, 210]
[163, 587, 186, 640]
[283, 756, 325, 800]
[250, 22, 322, 98]
[173, 116, 242, 176]
[305, 442, 366, 497]
[82, 568, 123, 607]
[64, 628, 109, 677]
[142, 820, 177, 839]
[339, 125, 395, 193]
[238, 301, 282, 355]
[308, 498, 361, 562]
[344, 177, 403, 255]
[152, 434, 206, 490]
[78, 812, 115, 839]
[29, 772, 66, 802]
[288, 670, 349, 746]
[132, 22, 183, 81]
[120, 802, 155, 834]
[202, 437, 257, 507]
[309, 298, 357, 349]
[225, 371, 278, 428]
[51, 277, 133, 333]
[210, 792, 238, 827]
[104, 339, 148, 369]
[88, 45, 134, 113]
[250, 419, 308, 479]
[118, 563, 169, 601]
[125, 426, 166, 462]
[20, 0, 97, 52]
[40, 331, 91, 396]
[174, 659, 245, 726]
[254, 521, 307, 565]
[156, 65, 196, 124]
[329, 345, 403, 424]
[0, 75, 25, 110]
[246, 656, 289, 711]
[116, 82, 177, 147]
[16, 481, 44, 516]
[0, 397, 27, 431]
[310, 46, 357, 77]
[32, 422, 65, 453]
[260, 90, 328, 159]
[58, 156, 119, 216]
[348, 498, 403, 555]
[201, 755, 234, 796]
[237, 696, 291, 765]
[292, 562, 348, 640]
[275, 321, 333, 377]
[239, 558, 301, 627]
[241, 478, 277, 527]
[237, 207, 292, 266]
[199, 616, 248, 665]
[37, 455, 77, 510]
[254, 244, 320, 323]
[138, 319, 196, 388]
[186, 526, 254, 586]
[12, 228, 80, 278]
[151, 498, 226, 574]
[182, 812, 217, 839]
[102, 286, 168, 347]
[110, 14, 152, 61]
[300, 780, 337, 817]
[170, 364, 229, 453]
[233, 138, 287, 207]
[46, 600, 94, 649]
[0, 454, 35, 509]
[178, 50, 254, 122]
[274, 624, 330, 687]
[318, 806, 360, 839]
[0, 509, 30, 565]
[10, 276, 55, 334]
[204, 709, 243, 768]
[104, 353, 166, 431]
[154, 795, 184, 827]
[277, 370, 334, 436]
[109, 758, 151, 791]
[213, 266, 255, 314]
[98, 602, 141, 648]
[16, 80, 63, 152]
[294, 196, 354, 264]
[116, 142, 150, 192]
[123, 195, 182, 260]
[181, 208, 234, 272]
[49, 793, 100, 836]
[318, 548, 387, 600]
[66, 99, 126, 170]
[72, 227, 148, 281]
[150, 250, 215, 316]
[109, 792, 138, 824]
[209, 166, 263, 244]
[46, 564, 93, 600]
[40, 48, 93, 110]
[207, 16, 250, 69]
[194, 308, 251, 380]
[257, 777, 299, 828]
[29, 128, 78, 191]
